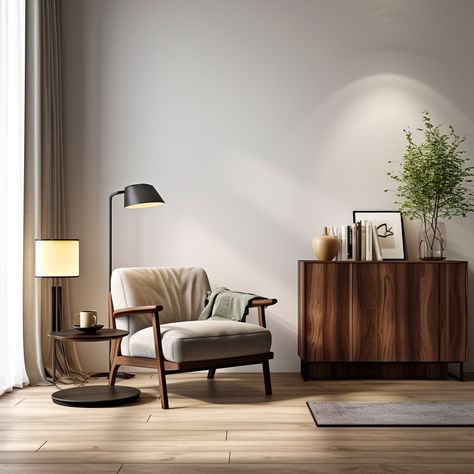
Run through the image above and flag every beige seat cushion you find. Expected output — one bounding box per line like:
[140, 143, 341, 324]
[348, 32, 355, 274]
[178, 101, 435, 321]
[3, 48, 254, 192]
[129, 320, 272, 363]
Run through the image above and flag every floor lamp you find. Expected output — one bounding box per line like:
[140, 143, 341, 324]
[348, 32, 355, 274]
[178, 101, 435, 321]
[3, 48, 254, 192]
[108, 183, 164, 377]
[35, 239, 80, 332]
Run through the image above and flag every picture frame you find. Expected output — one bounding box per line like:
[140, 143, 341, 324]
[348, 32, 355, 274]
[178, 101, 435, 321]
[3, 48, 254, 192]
[353, 210, 406, 260]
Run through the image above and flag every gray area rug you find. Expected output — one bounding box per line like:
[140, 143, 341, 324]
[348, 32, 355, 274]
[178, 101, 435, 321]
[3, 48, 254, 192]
[307, 401, 474, 427]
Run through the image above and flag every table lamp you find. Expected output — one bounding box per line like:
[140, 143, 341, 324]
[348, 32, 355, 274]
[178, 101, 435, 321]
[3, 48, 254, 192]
[35, 239, 80, 332]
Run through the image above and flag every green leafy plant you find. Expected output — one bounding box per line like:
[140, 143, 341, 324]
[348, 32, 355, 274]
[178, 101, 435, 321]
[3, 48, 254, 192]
[387, 111, 474, 258]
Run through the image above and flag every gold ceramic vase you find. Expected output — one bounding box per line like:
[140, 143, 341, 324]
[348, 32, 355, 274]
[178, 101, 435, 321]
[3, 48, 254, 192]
[312, 226, 339, 261]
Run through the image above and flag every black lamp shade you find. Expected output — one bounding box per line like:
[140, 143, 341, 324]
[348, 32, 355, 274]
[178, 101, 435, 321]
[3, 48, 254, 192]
[124, 183, 164, 209]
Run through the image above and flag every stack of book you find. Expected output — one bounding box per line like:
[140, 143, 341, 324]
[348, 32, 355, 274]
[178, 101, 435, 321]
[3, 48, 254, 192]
[328, 221, 383, 261]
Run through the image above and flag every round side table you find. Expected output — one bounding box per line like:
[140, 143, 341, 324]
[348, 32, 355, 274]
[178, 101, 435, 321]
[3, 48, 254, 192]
[48, 328, 140, 407]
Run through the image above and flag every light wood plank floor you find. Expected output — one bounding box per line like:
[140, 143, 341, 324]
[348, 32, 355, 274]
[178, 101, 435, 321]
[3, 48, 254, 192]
[0, 372, 473, 473]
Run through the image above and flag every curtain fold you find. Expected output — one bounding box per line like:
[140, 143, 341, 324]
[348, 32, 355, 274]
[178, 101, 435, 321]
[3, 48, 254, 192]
[23, 0, 82, 382]
[0, 0, 29, 396]
[23, 0, 46, 385]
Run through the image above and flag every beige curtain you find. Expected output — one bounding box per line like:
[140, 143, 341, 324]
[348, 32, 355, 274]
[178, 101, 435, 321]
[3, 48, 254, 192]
[24, 0, 82, 382]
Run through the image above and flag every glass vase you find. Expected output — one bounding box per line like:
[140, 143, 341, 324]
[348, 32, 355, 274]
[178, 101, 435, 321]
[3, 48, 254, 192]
[418, 222, 446, 260]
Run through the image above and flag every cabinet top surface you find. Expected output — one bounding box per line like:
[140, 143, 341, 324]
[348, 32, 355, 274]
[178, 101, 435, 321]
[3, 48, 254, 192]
[298, 260, 468, 264]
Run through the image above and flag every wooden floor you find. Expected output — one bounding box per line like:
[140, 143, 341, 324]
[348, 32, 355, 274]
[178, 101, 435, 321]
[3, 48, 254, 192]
[0, 372, 473, 473]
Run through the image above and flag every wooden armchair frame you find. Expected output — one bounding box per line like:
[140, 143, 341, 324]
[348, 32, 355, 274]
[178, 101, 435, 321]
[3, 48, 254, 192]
[108, 295, 277, 409]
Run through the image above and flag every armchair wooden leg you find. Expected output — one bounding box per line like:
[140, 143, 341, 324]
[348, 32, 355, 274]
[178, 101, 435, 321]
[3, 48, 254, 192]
[151, 311, 169, 409]
[108, 340, 120, 386]
[262, 360, 272, 395]
[157, 366, 169, 409]
[207, 369, 216, 379]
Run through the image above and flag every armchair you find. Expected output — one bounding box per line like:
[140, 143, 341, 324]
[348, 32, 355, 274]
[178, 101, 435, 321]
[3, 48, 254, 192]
[108, 267, 277, 409]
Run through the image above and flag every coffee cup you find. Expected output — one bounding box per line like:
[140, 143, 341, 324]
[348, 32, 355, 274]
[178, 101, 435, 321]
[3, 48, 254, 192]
[79, 310, 97, 328]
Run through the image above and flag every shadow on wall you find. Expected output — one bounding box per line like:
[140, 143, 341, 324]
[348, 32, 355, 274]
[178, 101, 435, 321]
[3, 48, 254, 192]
[175, 71, 472, 264]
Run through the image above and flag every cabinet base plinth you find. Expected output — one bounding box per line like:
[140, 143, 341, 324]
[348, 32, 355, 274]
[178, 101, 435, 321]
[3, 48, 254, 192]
[301, 362, 451, 380]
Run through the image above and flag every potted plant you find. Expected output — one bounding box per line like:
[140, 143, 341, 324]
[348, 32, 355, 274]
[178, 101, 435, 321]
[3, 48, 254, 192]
[387, 111, 474, 260]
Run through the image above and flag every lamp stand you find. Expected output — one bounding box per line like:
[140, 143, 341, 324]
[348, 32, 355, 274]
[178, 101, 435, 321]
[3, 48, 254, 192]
[90, 191, 135, 380]
[109, 190, 124, 284]
[51, 284, 62, 332]
[93, 185, 163, 380]
[110, 191, 134, 379]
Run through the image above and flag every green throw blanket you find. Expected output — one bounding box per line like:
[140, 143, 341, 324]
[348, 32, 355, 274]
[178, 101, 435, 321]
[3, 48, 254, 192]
[198, 287, 261, 322]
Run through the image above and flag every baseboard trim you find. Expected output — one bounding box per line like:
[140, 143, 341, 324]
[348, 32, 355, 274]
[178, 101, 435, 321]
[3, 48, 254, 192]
[302, 362, 452, 380]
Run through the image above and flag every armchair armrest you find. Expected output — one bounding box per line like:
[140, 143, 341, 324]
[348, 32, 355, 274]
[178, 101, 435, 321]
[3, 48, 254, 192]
[112, 305, 163, 319]
[111, 303, 166, 373]
[249, 298, 277, 308]
[248, 298, 277, 328]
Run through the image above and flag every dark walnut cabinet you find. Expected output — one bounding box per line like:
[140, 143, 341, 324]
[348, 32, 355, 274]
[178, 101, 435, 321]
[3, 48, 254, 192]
[298, 260, 468, 380]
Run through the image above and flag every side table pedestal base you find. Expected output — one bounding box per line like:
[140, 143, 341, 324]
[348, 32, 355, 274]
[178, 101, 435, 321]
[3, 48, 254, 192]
[52, 385, 140, 407]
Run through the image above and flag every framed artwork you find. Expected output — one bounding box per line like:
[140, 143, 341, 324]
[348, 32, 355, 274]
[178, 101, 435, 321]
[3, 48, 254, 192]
[353, 210, 406, 260]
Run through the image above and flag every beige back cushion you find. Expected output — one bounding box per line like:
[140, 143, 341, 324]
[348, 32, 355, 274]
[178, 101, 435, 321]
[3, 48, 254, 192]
[111, 267, 211, 355]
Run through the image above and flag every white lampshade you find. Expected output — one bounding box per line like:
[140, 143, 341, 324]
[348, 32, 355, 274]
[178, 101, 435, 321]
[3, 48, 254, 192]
[35, 239, 80, 278]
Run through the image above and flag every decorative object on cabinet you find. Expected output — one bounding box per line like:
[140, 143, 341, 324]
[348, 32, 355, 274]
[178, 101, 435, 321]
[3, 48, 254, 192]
[418, 220, 447, 261]
[298, 260, 467, 381]
[311, 226, 339, 261]
[353, 211, 405, 260]
[386, 110, 474, 260]
[35, 239, 80, 331]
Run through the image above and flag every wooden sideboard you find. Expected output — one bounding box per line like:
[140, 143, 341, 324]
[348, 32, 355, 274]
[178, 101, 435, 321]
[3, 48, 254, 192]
[298, 260, 468, 380]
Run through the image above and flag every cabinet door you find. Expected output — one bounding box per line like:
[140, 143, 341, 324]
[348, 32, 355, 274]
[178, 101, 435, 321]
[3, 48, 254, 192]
[352, 263, 439, 362]
[439, 262, 467, 362]
[301, 263, 352, 361]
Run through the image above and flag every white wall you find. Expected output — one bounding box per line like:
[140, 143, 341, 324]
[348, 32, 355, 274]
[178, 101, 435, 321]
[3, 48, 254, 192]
[61, 0, 474, 372]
